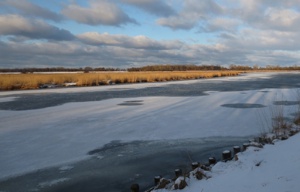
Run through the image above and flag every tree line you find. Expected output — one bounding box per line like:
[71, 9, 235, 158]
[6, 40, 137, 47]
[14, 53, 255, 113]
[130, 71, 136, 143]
[0, 67, 124, 73]
[127, 64, 225, 71]
[1, 64, 300, 73]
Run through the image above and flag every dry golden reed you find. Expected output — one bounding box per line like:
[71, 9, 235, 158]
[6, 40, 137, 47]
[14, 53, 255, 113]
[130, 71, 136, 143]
[0, 71, 242, 90]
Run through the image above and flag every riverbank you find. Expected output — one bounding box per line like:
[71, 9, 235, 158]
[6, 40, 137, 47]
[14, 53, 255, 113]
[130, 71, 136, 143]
[0, 71, 242, 90]
[152, 131, 300, 192]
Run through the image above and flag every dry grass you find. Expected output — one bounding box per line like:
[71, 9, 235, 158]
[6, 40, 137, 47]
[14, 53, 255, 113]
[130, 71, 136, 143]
[0, 71, 243, 90]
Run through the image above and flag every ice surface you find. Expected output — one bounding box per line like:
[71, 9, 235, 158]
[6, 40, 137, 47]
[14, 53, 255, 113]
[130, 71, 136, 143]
[0, 72, 299, 182]
[38, 178, 70, 188]
[0, 96, 18, 103]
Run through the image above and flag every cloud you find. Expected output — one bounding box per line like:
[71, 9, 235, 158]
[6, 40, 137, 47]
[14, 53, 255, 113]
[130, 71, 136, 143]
[220, 28, 300, 51]
[226, 0, 300, 31]
[0, 40, 150, 68]
[199, 17, 241, 33]
[1, 34, 300, 69]
[156, 0, 300, 32]
[245, 50, 300, 66]
[121, 0, 175, 16]
[157, 0, 223, 30]
[0, 15, 74, 41]
[62, 0, 138, 26]
[260, 8, 300, 31]
[0, 0, 63, 22]
[77, 32, 183, 50]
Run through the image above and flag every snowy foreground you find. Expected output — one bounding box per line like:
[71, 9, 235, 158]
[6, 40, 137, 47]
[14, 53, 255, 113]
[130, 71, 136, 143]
[153, 132, 300, 192]
[0, 72, 300, 188]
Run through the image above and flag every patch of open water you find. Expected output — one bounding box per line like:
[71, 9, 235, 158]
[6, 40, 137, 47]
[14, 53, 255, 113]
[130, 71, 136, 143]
[0, 137, 250, 192]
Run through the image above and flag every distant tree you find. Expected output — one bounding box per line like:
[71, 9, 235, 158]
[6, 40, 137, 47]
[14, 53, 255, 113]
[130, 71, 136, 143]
[84, 67, 93, 73]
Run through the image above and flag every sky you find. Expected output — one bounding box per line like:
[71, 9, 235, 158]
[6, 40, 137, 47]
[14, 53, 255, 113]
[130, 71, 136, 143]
[1, 0, 300, 69]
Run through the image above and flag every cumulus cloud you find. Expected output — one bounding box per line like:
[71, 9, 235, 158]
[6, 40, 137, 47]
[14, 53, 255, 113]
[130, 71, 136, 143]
[260, 8, 300, 31]
[226, 0, 300, 31]
[220, 29, 300, 51]
[121, 0, 175, 16]
[62, 0, 137, 26]
[1, 33, 299, 69]
[157, 0, 223, 30]
[0, 41, 97, 68]
[77, 32, 183, 50]
[157, 0, 300, 33]
[199, 18, 241, 33]
[0, 0, 63, 22]
[0, 40, 161, 68]
[0, 15, 74, 41]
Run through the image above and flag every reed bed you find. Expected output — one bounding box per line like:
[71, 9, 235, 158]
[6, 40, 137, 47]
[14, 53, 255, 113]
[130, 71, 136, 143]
[0, 71, 242, 90]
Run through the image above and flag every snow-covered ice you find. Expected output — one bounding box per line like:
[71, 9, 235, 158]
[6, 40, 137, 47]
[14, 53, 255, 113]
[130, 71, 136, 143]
[37, 178, 70, 188]
[0, 96, 18, 103]
[0, 72, 300, 185]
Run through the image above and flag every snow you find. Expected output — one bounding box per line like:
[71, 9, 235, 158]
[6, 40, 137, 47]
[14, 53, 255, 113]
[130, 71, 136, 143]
[58, 165, 74, 172]
[153, 133, 300, 192]
[37, 178, 70, 188]
[0, 72, 300, 189]
[0, 96, 18, 103]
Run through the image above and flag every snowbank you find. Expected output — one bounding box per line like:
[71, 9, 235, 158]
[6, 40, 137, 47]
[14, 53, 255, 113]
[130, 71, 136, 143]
[153, 132, 300, 192]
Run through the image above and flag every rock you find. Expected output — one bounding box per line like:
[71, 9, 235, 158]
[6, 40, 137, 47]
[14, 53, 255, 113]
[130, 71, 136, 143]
[173, 177, 188, 190]
[249, 142, 263, 148]
[193, 168, 209, 180]
[234, 154, 239, 161]
[155, 178, 171, 189]
[195, 170, 204, 180]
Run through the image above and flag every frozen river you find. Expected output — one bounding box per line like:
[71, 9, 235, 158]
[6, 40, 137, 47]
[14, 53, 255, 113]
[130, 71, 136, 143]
[1, 72, 300, 192]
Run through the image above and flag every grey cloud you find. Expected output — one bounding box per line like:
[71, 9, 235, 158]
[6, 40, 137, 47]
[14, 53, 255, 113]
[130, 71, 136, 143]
[185, 0, 223, 15]
[157, 0, 300, 33]
[77, 32, 183, 50]
[121, 0, 175, 16]
[62, 0, 138, 26]
[1, 36, 299, 69]
[157, 16, 198, 30]
[0, 15, 74, 41]
[199, 18, 241, 33]
[219, 29, 300, 51]
[0, 40, 145, 68]
[0, 0, 63, 22]
[226, 0, 300, 32]
[245, 50, 300, 66]
[211, 27, 300, 66]
[157, 0, 223, 30]
[258, 8, 300, 31]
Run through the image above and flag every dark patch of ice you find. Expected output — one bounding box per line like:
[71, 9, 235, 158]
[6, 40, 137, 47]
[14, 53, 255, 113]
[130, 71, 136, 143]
[125, 100, 143, 103]
[273, 101, 300, 106]
[118, 100, 144, 106]
[118, 103, 143, 106]
[221, 103, 266, 108]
